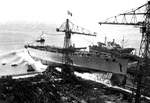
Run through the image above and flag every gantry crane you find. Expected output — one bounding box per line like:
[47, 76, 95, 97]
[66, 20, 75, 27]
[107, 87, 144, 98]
[99, 1, 150, 103]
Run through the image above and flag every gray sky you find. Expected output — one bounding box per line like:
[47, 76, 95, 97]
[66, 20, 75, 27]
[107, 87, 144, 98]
[0, 0, 147, 29]
[0, 0, 148, 51]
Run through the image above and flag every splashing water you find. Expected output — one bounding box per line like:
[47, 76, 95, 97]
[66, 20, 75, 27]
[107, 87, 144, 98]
[0, 49, 47, 77]
[0, 48, 112, 87]
[75, 72, 112, 87]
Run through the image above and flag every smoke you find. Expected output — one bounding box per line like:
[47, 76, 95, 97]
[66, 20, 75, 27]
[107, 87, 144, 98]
[0, 49, 47, 72]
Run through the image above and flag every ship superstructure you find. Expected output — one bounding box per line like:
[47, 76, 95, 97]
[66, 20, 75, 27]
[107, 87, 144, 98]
[25, 18, 132, 75]
[99, 1, 150, 102]
[89, 39, 136, 61]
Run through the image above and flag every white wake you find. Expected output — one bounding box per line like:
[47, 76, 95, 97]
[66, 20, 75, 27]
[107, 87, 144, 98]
[0, 49, 47, 73]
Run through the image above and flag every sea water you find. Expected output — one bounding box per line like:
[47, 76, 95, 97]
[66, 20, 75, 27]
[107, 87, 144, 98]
[0, 30, 111, 87]
[0, 23, 141, 83]
[0, 29, 49, 76]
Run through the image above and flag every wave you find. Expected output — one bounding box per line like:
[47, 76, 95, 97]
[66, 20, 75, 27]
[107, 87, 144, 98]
[0, 49, 47, 73]
[0, 49, 112, 87]
[0, 49, 24, 59]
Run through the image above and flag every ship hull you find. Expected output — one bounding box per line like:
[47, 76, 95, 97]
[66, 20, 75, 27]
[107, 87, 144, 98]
[27, 47, 128, 75]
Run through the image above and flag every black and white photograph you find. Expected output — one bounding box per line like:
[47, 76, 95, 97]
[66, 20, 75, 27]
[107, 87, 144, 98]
[0, 0, 149, 103]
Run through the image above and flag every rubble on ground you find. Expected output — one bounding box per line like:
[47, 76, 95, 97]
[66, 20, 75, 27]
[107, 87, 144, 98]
[0, 66, 149, 103]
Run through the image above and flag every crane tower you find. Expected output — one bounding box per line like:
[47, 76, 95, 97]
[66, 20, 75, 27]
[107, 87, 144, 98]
[99, 1, 150, 103]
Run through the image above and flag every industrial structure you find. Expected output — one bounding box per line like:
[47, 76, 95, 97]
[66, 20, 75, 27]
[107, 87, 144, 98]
[56, 18, 96, 65]
[99, 1, 150, 103]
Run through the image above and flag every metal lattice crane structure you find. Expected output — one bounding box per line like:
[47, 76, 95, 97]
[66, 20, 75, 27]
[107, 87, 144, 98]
[99, 1, 150, 103]
[56, 19, 96, 65]
[99, 1, 149, 58]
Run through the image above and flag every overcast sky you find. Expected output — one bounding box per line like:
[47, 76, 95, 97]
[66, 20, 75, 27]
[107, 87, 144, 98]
[0, 0, 147, 29]
[0, 0, 148, 51]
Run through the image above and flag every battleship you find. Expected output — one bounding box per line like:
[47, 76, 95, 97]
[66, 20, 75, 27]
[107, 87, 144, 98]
[25, 18, 135, 75]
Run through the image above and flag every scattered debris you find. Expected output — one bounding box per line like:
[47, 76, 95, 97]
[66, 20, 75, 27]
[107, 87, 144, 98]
[0, 66, 149, 103]
[11, 63, 18, 67]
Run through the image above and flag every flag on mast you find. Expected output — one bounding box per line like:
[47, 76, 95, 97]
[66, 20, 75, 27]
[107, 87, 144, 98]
[67, 10, 72, 16]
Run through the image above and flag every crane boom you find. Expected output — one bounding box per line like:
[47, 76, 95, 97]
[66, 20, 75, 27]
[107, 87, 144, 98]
[99, 3, 147, 26]
[99, 1, 150, 103]
[57, 19, 96, 36]
[56, 18, 96, 65]
[98, 1, 150, 57]
[99, 22, 140, 25]
[56, 29, 96, 36]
